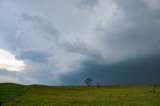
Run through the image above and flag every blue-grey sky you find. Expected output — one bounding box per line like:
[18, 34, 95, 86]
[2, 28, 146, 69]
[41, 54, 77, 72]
[0, 0, 160, 85]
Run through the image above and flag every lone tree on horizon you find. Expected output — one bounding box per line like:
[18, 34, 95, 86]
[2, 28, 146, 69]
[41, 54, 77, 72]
[84, 76, 93, 86]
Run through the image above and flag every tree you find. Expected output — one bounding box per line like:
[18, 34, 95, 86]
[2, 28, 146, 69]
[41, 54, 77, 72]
[84, 76, 93, 86]
[152, 85, 158, 93]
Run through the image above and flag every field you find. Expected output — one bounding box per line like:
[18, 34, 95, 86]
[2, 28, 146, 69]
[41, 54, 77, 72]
[0, 83, 160, 106]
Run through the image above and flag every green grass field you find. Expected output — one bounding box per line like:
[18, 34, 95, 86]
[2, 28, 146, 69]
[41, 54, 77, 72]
[0, 83, 160, 106]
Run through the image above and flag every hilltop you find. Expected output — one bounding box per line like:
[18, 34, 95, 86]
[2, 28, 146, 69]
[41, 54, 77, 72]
[0, 83, 160, 106]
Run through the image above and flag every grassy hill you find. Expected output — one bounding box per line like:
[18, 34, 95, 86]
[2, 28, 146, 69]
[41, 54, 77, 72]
[0, 83, 160, 106]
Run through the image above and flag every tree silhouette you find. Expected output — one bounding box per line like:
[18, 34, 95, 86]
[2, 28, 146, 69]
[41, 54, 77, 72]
[152, 85, 159, 93]
[84, 76, 92, 86]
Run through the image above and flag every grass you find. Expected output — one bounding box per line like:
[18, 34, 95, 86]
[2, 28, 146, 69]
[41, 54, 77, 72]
[0, 83, 160, 106]
[0, 83, 30, 105]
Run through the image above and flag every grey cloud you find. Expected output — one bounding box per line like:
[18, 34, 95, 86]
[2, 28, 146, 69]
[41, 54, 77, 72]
[0, 69, 12, 76]
[31, 70, 58, 85]
[61, 38, 105, 62]
[94, 0, 160, 60]
[19, 69, 56, 85]
[17, 50, 49, 63]
[113, 0, 160, 22]
[14, 13, 60, 54]
[19, 13, 105, 62]
[20, 13, 59, 40]
[76, 0, 99, 8]
[0, 12, 59, 52]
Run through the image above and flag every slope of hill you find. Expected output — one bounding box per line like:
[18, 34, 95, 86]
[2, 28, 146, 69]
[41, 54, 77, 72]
[0, 83, 160, 106]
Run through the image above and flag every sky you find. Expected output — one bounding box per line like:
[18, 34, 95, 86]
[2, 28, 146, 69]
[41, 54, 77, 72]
[0, 0, 160, 85]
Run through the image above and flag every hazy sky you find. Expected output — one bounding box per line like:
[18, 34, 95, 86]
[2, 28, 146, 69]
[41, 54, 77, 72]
[0, 0, 160, 85]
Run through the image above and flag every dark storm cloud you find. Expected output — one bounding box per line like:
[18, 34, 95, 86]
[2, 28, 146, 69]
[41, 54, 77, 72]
[59, 0, 160, 85]
[60, 53, 160, 85]
[30, 70, 56, 85]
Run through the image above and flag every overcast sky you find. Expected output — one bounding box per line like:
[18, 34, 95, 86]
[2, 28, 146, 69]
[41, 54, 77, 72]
[0, 0, 160, 85]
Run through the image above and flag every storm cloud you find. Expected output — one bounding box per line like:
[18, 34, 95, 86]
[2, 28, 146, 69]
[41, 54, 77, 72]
[0, 0, 160, 85]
